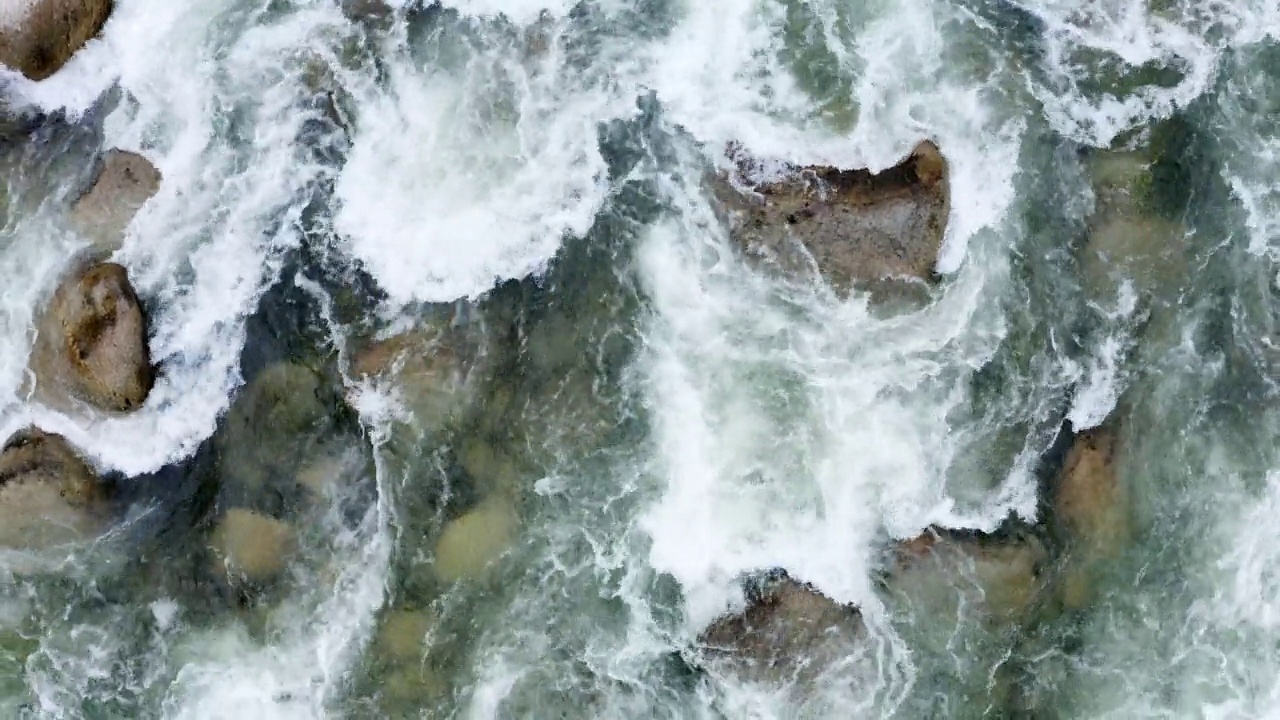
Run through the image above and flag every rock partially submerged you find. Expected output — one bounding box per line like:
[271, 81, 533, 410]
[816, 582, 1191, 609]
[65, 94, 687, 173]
[209, 508, 297, 589]
[713, 141, 950, 298]
[1052, 424, 1130, 609]
[28, 262, 153, 413]
[352, 319, 482, 435]
[1079, 150, 1187, 303]
[0, 0, 113, 81]
[70, 150, 162, 255]
[0, 428, 102, 550]
[888, 527, 1048, 623]
[697, 570, 863, 685]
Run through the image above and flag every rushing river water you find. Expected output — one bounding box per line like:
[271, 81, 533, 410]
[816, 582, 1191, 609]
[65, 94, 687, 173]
[2, 0, 1280, 717]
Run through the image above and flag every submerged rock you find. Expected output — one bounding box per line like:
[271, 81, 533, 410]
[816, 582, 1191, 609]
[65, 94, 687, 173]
[432, 495, 518, 584]
[209, 508, 297, 588]
[28, 262, 153, 413]
[1079, 150, 1187, 303]
[69, 149, 162, 255]
[697, 570, 864, 685]
[1052, 424, 1130, 609]
[713, 141, 950, 298]
[887, 527, 1048, 623]
[352, 320, 482, 435]
[0, 428, 103, 550]
[217, 361, 329, 496]
[0, 0, 114, 81]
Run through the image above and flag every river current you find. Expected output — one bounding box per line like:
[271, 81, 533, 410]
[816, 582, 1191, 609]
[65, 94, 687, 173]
[1, 0, 1279, 717]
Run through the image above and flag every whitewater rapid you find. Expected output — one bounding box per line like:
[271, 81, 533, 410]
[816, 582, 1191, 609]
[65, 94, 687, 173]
[1, 0, 1280, 717]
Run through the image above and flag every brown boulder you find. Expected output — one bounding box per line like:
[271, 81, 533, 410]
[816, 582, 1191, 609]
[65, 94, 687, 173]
[1053, 425, 1130, 609]
[0, 428, 103, 550]
[29, 262, 153, 412]
[69, 150, 161, 255]
[888, 527, 1048, 623]
[698, 571, 863, 684]
[0, 0, 113, 81]
[713, 141, 950, 297]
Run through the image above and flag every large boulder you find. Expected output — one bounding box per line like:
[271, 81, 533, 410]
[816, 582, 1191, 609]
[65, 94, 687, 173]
[28, 262, 153, 413]
[0, 0, 113, 81]
[0, 428, 103, 550]
[69, 150, 162, 255]
[1052, 424, 1130, 609]
[713, 141, 950, 298]
[887, 527, 1048, 623]
[697, 570, 864, 685]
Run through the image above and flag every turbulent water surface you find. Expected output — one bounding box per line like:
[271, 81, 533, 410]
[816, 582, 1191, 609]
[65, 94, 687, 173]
[2, 0, 1280, 717]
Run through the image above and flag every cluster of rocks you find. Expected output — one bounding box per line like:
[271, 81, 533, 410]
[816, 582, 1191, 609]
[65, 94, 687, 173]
[691, 140, 1141, 697]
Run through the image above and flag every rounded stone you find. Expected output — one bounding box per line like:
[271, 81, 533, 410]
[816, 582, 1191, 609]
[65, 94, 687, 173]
[0, 428, 102, 550]
[209, 508, 297, 587]
[29, 262, 152, 413]
[432, 496, 518, 584]
[0, 0, 114, 81]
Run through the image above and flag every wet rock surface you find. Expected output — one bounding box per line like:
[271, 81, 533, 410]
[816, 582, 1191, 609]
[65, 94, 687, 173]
[432, 494, 518, 584]
[209, 507, 297, 590]
[28, 261, 153, 413]
[697, 570, 864, 685]
[888, 526, 1049, 623]
[713, 141, 950, 298]
[69, 149, 161, 255]
[1052, 423, 1130, 609]
[0, 0, 114, 81]
[0, 428, 103, 550]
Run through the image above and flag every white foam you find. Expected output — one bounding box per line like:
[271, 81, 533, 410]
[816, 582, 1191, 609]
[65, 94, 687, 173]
[335, 13, 617, 306]
[0, 0, 36, 32]
[1067, 281, 1138, 430]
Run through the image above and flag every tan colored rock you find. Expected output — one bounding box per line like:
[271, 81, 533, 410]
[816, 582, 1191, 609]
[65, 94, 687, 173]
[0, 0, 113, 81]
[1053, 425, 1131, 609]
[352, 323, 479, 434]
[0, 428, 103, 550]
[698, 571, 863, 685]
[432, 496, 518, 583]
[28, 262, 153, 413]
[888, 528, 1048, 623]
[375, 609, 433, 664]
[210, 508, 297, 587]
[70, 150, 161, 255]
[713, 141, 950, 297]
